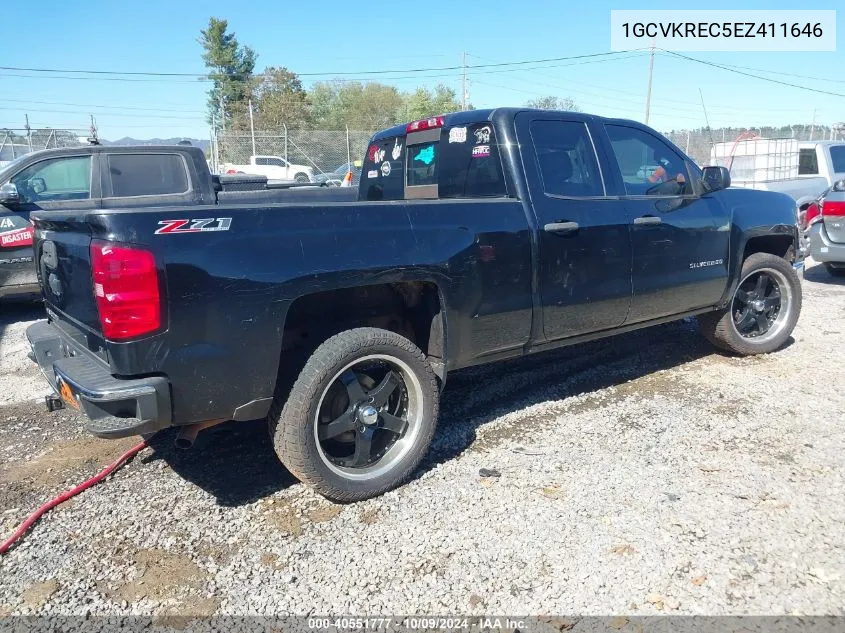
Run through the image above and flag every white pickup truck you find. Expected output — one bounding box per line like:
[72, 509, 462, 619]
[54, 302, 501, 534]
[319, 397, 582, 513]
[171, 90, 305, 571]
[711, 139, 845, 211]
[221, 155, 315, 183]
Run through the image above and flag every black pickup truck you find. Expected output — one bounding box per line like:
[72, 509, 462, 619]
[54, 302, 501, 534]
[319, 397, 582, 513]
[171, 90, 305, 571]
[25, 108, 802, 501]
[0, 145, 350, 298]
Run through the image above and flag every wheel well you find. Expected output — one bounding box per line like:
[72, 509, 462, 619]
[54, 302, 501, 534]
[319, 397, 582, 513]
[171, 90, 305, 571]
[280, 281, 444, 378]
[743, 235, 794, 262]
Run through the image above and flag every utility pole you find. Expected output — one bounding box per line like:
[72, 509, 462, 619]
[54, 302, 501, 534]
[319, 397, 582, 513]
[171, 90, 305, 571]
[644, 40, 655, 125]
[219, 95, 226, 132]
[24, 114, 32, 152]
[809, 108, 817, 141]
[248, 99, 257, 158]
[461, 52, 467, 111]
[88, 115, 99, 145]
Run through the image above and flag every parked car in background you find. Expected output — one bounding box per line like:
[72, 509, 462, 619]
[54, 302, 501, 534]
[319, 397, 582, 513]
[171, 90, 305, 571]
[220, 155, 315, 183]
[314, 161, 363, 186]
[807, 179, 845, 276]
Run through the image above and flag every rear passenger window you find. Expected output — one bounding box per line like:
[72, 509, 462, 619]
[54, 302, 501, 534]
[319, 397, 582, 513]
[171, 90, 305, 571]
[107, 154, 189, 198]
[439, 123, 507, 198]
[799, 148, 819, 175]
[530, 120, 604, 197]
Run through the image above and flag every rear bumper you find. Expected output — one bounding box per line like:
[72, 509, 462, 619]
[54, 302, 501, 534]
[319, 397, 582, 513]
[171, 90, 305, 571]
[809, 222, 845, 264]
[26, 320, 172, 438]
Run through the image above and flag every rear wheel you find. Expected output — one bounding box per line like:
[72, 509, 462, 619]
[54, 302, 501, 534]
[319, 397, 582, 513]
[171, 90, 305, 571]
[697, 252, 801, 355]
[823, 263, 845, 277]
[269, 327, 439, 502]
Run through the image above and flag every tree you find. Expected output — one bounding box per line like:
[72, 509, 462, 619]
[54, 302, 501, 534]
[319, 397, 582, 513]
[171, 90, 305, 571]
[199, 17, 256, 130]
[309, 81, 405, 130]
[526, 96, 580, 112]
[252, 66, 310, 129]
[402, 84, 462, 121]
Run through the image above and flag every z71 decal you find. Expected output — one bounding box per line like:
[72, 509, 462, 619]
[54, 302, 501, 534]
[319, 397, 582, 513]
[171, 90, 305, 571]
[155, 218, 232, 235]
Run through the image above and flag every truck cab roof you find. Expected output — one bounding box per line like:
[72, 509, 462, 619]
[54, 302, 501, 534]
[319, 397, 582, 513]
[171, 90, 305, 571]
[370, 107, 649, 142]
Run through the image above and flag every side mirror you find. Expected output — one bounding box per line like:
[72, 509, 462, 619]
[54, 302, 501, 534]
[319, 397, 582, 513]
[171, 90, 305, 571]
[833, 179, 845, 192]
[0, 183, 20, 205]
[701, 166, 731, 193]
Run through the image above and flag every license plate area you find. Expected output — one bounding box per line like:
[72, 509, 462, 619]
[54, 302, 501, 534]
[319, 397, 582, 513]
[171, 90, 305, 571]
[55, 374, 81, 410]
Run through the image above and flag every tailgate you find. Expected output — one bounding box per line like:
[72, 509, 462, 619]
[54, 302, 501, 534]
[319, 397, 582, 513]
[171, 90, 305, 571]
[822, 191, 845, 243]
[32, 211, 101, 332]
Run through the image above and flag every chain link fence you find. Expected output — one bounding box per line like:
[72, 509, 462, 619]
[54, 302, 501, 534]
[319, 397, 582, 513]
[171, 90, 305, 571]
[0, 128, 87, 164]
[663, 125, 845, 167]
[212, 128, 376, 184]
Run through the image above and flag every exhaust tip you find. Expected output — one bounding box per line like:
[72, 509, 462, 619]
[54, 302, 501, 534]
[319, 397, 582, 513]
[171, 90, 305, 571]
[174, 435, 194, 451]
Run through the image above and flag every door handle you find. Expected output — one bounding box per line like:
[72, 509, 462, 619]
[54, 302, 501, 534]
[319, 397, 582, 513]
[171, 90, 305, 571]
[543, 221, 580, 233]
[633, 215, 662, 225]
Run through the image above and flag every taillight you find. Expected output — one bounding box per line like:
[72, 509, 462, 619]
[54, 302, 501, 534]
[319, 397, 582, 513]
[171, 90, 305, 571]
[821, 200, 845, 217]
[90, 240, 161, 340]
[406, 116, 444, 133]
[804, 202, 821, 227]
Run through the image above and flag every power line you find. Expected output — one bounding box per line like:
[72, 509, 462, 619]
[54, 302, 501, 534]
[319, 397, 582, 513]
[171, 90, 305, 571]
[659, 51, 845, 98]
[0, 50, 644, 80]
[0, 106, 201, 120]
[0, 97, 205, 114]
[0, 53, 649, 87]
[466, 52, 813, 114]
[715, 61, 845, 86]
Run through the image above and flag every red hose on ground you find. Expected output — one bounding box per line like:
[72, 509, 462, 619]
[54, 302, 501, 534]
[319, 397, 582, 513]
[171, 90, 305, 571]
[0, 438, 149, 555]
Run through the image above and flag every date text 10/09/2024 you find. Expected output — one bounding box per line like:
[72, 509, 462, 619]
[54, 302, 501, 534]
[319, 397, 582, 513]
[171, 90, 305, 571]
[307, 617, 526, 630]
[621, 22, 823, 39]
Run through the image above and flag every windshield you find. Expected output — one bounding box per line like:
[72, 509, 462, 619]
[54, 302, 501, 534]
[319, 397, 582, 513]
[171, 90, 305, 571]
[0, 154, 31, 183]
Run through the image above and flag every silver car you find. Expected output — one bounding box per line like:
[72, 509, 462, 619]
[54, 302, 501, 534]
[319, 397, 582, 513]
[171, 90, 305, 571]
[809, 180, 845, 277]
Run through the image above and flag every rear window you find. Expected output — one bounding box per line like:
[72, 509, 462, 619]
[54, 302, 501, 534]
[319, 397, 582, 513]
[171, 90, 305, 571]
[830, 145, 845, 174]
[799, 148, 819, 175]
[439, 123, 507, 199]
[107, 154, 189, 198]
[407, 142, 438, 187]
[360, 121, 507, 201]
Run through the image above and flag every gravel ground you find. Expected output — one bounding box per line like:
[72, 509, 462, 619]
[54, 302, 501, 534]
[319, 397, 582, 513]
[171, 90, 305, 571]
[0, 261, 843, 617]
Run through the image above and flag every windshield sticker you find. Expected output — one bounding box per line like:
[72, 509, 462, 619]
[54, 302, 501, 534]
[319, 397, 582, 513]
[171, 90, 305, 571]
[473, 125, 492, 144]
[449, 127, 467, 143]
[367, 169, 378, 179]
[415, 145, 435, 165]
[380, 161, 392, 177]
[368, 145, 385, 163]
[472, 145, 491, 158]
[391, 139, 403, 160]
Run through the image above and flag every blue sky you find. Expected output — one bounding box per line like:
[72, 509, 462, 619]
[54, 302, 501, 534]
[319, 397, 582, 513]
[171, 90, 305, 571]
[1, 0, 842, 140]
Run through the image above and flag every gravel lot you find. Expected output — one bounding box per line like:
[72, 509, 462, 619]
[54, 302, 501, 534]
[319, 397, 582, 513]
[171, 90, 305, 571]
[0, 261, 843, 617]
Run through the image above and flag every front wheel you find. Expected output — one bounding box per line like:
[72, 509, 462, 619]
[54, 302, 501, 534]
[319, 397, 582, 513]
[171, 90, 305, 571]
[294, 172, 310, 183]
[697, 252, 802, 355]
[269, 328, 439, 502]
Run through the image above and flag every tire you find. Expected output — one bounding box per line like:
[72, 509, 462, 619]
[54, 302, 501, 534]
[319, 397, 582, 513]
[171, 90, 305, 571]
[268, 327, 439, 502]
[294, 172, 309, 183]
[697, 252, 802, 356]
[823, 263, 845, 277]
